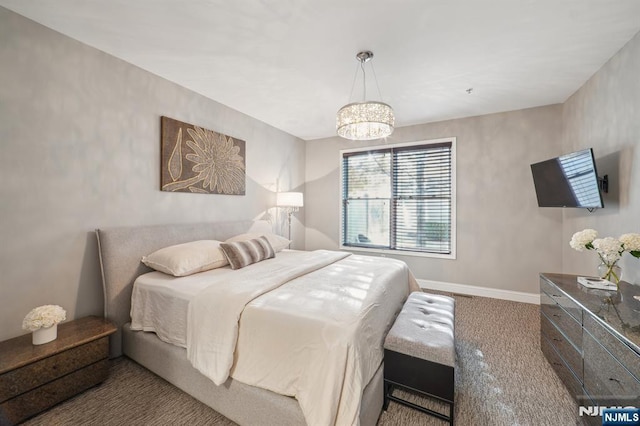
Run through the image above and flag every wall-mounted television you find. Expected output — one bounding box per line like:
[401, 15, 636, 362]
[530, 148, 604, 209]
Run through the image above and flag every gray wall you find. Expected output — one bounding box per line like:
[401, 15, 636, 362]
[0, 8, 305, 342]
[305, 105, 564, 295]
[561, 31, 640, 283]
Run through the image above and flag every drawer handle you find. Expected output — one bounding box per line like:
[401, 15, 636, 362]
[552, 338, 562, 342]
[552, 314, 560, 318]
[609, 377, 622, 386]
[551, 294, 563, 298]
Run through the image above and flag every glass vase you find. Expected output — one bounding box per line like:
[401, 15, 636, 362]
[597, 262, 622, 284]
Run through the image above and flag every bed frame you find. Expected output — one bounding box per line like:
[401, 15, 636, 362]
[95, 220, 384, 426]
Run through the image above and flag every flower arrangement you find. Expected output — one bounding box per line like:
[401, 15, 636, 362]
[570, 229, 640, 283]
[22, 305, 66, 332]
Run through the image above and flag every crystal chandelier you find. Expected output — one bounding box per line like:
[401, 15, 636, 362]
[336, 51, 395, 140]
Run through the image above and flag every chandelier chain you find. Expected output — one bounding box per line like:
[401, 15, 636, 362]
[347, 61, 359, 103]
[361, 60, 367, 101]
[370, 61, 384, 101]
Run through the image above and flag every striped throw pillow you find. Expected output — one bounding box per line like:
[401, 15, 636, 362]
[219, 236, 275, 270]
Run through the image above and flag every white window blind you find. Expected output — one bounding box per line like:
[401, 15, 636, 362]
[341, 139, 454, 255]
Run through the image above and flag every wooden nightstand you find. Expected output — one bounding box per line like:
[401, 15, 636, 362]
[0, 316, 116, 425]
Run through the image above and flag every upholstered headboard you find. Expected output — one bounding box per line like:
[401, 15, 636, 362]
[96, 220, 268, 357]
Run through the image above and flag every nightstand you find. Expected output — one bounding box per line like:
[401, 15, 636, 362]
[0, 316, 116, 425]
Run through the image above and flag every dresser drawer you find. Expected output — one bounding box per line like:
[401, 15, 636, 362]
[541, 334, 583, 401]
[584, 314, 640, 382]
[0, 337, 108, 402]
[540, 278, 581, 323]
[540, 292, 583, 349]
[541, 312, 583, 380]
[0, 359, 108, 425]
[583, 332, 640, 407]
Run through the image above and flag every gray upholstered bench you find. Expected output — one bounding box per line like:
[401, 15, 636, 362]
[383, 292, 456, 424]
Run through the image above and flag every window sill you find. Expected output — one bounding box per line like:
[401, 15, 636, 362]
[339, 245, 456, 260]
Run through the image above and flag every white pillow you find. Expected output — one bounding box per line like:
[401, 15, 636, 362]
[225, 232, 290, 252]
[141, 240, 228, 276]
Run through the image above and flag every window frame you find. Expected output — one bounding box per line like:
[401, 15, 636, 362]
[339, 137, 456, 260]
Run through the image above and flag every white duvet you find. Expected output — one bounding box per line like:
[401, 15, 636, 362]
[183, 250, 417, 426]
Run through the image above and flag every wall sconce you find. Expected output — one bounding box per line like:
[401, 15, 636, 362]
[276, 192, 304, 242]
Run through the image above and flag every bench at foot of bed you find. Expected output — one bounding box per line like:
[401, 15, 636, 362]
[383, 292, 455, 425]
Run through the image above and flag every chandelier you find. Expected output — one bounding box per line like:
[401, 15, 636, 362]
[336, 51, 395, 140]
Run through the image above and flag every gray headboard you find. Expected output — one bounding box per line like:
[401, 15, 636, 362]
[96, 220, 263, 357]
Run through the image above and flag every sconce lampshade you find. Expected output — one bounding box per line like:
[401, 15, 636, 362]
[276, 192, 304, 208]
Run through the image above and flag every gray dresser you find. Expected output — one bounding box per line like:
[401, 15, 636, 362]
[540, 273, 640, 425]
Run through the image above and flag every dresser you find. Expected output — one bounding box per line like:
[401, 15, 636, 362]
[0, 316, 116, 425]
[540, 273, 640, 425]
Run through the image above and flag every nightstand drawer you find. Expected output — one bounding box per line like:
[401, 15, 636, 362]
[541, 312, 582, 381]
[541, 292, 582, 349]
[0, 337, 108, 402]
[0, 359, 108, 425]
[583, 332, 640, 407]
[584, 314, 640, 381]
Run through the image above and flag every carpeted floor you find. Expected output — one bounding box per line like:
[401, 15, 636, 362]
[23, 294, 585, 426]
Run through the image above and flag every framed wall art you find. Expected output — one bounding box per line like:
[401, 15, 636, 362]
[160, 116, 246, 195]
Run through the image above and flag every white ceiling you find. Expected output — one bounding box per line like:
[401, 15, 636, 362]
[2, 1, 640, 141]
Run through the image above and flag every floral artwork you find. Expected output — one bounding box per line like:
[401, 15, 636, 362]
[161, 116, 246, 195]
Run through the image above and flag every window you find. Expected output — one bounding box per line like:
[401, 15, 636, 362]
[340, 138, 455, 258]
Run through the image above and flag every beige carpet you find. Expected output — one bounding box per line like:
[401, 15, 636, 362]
[23, 295, 584, 426]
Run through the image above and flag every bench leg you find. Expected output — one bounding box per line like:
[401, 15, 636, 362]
[383, 379, 455, 425]
[383, 380, 391, 411]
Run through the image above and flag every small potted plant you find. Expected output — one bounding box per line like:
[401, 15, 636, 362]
[22, 305, 66, 345]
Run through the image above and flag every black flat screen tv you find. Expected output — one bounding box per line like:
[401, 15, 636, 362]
[530, 148, 604, 208]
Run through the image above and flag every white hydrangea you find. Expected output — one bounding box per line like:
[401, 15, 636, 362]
[620, 233, 640, 252]
[22, 305, 66, 331]
[569, 229, 598, 252]
[592, 237, 623, 264]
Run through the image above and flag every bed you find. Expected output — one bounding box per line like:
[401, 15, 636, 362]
[96, 220, 417, 426]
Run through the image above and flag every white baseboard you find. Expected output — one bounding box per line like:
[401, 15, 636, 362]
[417, 279, 540, 305]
